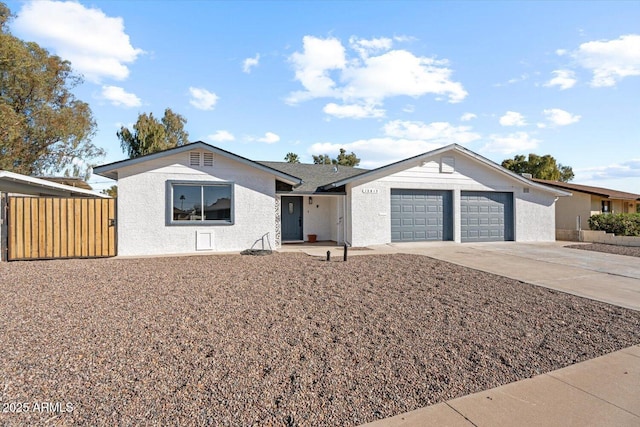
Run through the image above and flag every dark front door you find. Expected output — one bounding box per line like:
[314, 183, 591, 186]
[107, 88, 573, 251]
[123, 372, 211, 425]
[281, 196, 303, 241]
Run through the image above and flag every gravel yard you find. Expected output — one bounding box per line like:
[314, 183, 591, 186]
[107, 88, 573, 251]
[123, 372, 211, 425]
[1, 253, 639, 426]
[566, 242, 640, 258]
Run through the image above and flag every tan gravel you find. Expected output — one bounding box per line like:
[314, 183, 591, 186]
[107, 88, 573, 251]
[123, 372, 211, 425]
[1, 253, 639, 426]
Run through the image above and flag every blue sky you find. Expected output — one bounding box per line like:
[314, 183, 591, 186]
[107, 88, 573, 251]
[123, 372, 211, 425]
[6, 0, 640, 193]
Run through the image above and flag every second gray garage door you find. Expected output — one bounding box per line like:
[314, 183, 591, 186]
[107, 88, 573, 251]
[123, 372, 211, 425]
[391, 189, 453, 242]
[461, 191, 514, 242]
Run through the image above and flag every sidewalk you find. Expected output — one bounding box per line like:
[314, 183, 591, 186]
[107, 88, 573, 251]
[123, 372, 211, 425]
[280, 241, 640, 426]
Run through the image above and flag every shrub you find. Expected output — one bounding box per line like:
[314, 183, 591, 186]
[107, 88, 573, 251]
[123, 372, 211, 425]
[588, 213, 640, 236]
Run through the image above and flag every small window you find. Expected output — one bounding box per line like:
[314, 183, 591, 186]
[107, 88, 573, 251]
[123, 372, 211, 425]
[602, 200, 611, 214]
[190, 152, 201, 166]
[171, 182, 233, 224]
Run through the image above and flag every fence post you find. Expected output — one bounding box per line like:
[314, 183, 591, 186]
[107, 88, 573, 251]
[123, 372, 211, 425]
[0, 192, 6, 262]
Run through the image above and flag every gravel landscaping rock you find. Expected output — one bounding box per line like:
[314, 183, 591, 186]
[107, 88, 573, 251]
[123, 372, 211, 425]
[566, 243, 640, 258]
[1, 253, 639, 426]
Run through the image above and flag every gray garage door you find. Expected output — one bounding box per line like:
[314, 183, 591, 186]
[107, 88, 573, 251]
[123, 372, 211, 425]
[391, 189, 453, 242]
[461, 191, 514, 242]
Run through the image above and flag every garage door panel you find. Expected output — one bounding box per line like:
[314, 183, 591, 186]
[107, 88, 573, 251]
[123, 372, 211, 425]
[391, 189, 452, 242]
[461, 191, 513, 242]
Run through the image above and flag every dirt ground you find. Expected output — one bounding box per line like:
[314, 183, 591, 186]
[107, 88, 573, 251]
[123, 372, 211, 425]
[1, 253, 639, 426]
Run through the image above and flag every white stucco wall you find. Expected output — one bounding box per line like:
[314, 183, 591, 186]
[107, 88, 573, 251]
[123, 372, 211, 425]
[116, 150, 277, 256]
[348, 151, 560, 246]
[302, 195, 338, 242]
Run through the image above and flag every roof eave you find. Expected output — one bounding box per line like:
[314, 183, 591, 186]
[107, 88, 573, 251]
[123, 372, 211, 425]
[321, 144, 571, 196]
[93, 141, 303, 185]
[0, 171, 110, 198]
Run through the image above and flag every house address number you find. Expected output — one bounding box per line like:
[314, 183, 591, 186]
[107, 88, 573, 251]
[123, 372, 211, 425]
[361, 188, 379, 194]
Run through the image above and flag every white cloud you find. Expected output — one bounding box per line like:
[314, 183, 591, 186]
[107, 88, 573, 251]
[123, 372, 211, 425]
[460, 112, 477, 121]
[189, 87, 218, 110]
[287, 35, 467, 108]
[481, 132, 540, 154]
[323, 102, 385, 119]
[572, 34, 640, 87]
[257, 132, 280, 144]
[383, 120, 480, 144]
[494, 73, 529, 87]
[349, 36, 393, 58]
[101, 86, 141, 108]
[243, 54, 260, 73]
[308, 138, 443, 169]
[208, 130, 235, 142]
[544, 69, 577, 90]
[541, 108, 581, 126]
[287, 36, 346, 103]
[578, 159, 640, 180]
[13, 0, 143, 83]
[307, 119, 480, 168]
[499, 111, 527, 127]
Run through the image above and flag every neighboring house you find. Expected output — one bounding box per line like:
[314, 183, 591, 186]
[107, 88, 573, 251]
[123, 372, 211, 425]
[93, 142, 570, 257]
[532, 179, 640, 231]
[0, 170, 106, 198]
[0, 171, 111, 261]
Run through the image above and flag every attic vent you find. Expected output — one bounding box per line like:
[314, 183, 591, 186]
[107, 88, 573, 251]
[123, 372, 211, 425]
[190, 152, 201, 166]
[523, 187, 530, 193]
[440, 156, 455, 173]
[203, 152, 214, 167]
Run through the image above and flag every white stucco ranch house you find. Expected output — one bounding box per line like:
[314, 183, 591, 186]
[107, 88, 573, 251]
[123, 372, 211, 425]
[93, 142, 570, 257]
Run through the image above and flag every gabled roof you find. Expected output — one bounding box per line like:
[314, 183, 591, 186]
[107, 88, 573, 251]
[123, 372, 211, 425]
[320, 144, 571, 196]
[93, 141, 302, 185]
[258, 161, 367, 194]
[0, 171, 109, 198]
[532, 179, 640, 201]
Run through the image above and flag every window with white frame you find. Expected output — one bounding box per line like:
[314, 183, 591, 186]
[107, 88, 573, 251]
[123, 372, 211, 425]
[170, 182, 233, 224]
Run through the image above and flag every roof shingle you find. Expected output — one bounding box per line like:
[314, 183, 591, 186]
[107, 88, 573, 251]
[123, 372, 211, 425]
[258, 162, 367, 194]
[532, 179, 640, 200]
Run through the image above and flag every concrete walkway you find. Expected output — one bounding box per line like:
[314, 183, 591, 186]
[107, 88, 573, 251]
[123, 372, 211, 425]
[280, 241, 640, 426]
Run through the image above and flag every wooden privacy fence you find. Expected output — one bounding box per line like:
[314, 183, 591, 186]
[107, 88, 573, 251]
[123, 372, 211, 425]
[8, 197, 116, 261]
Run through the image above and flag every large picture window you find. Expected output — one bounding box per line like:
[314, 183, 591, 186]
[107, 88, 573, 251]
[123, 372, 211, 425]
[171, 182, 233, 224]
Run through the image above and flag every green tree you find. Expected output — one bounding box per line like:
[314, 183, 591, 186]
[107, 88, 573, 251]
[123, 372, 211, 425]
[117, 108, 189, 158]
[335, 148, 360, 167]
[284, 152, 300, 163]
[312, 148, 360, 166]
[502, 153, 574, 182]
[312, 154, 332, 165]
[102, 185, 117, 198]
[0, 2, 102, 176]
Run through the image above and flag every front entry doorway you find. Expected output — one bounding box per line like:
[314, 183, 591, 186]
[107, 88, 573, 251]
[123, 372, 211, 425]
[281, 196, 303, 241]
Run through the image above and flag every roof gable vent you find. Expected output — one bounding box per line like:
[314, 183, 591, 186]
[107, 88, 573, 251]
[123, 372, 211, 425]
[203, 152, 214, 167]
[190, 151, 201, 166]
